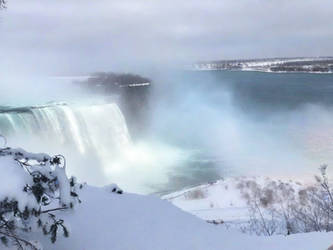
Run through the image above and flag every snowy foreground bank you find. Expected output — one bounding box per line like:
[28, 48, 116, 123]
[0, 148, 332, 250]
[33, 185, 332, 250]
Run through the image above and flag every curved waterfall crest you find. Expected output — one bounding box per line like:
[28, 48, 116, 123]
[0, 102, 131, 154]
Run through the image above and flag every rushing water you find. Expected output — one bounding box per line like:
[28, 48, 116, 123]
[1, 72, 333, 194]
[0, 102, 192, 194]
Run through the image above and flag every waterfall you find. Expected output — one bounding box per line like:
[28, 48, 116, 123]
[0, 103, 130, 149]
[0, 103, 132, 184]
[0, 102, 187, 193]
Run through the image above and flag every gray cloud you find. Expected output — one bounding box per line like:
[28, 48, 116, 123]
[1, 0, 332, 75]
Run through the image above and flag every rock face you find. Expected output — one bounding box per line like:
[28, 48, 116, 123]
[77, 72, 152, 139]
[193, 57, 333, 73]
[118, 83, 151, 138]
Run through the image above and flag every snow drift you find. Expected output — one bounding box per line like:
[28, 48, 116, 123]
[34, 185, 333, 250]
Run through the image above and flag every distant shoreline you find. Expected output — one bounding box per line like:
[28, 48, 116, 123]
[191, 57, 333, 74]
[191, 68, 333, 74]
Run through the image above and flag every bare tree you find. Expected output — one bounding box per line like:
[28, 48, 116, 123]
[0, 0, 6, 9]
[240, 166, 333, 236]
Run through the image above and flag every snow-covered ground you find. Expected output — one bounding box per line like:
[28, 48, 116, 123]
[1, 150, 333, 250]
[162, 176, 333, 241]
[163, 178, 251, 222]
[162, 177, 305, 222]
[30, 184, 333, 250]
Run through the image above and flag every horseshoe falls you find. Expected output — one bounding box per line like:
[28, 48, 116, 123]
[0, 103, 188, 193]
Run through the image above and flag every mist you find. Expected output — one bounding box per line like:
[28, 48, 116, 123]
[0, 76, 92, 106]
[148, 71, 333, 183]
[2, 70, 333, 193]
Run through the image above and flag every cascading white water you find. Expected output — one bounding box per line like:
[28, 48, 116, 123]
[0, 103, 187, 193]
[0, 103, 131, 152]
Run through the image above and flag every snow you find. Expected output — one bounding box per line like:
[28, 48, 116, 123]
[163, 177, 254, 221]
[30, 185, 333, 250]
[119, 82, 151, 87]
[162, 177, 309, 222]
[104, 183, 123, 194]
[0, 156, 38, 211]
[1, 152, 333, 249]
[54, 163, 72, 207]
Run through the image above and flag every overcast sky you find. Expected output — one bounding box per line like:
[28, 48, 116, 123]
[1, 0, 333, 75]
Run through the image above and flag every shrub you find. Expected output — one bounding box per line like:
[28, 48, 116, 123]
[241, 166, 333, 236]
[184, 188, 207, 200]
[0, 142, 81, 249]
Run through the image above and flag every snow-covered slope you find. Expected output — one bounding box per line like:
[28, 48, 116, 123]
[32, 185, 333, 250]
[163, 177, 313, 222]
[163, 178, 251, 222]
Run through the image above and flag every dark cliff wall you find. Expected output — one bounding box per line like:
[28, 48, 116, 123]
[77, 72, 152, 139]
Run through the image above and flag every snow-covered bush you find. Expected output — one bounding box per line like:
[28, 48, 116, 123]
[0, 144, 81, 249]
[104, 183, 123, 194]
[240, 165, 333, 236]
[184, 189, 207, 200]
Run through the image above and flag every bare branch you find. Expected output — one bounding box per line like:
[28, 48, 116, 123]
[0, 230, 38, 250]
[41, 207, 69, 214]
[0, 0, 6, 9]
